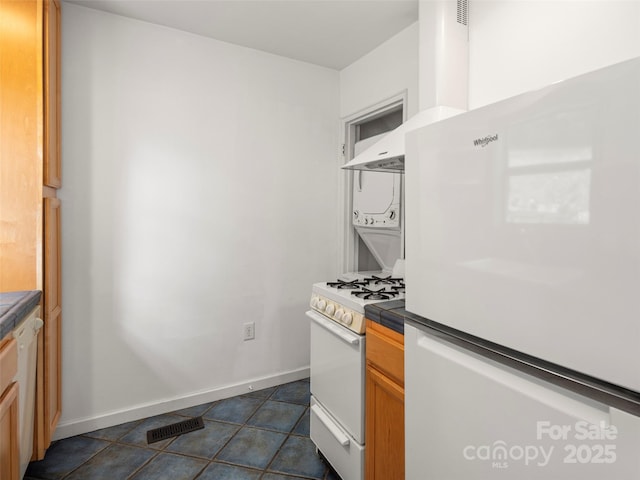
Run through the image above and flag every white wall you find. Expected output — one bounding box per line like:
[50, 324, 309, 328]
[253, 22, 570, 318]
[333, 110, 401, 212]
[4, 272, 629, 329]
[339, 2, 640, 117]
[337, 23, 419, 271]
[340, 22, 419, 118]
[469, 1, 640, 108]
[339, 2, 640, 116]
[59, 4, 339, 437]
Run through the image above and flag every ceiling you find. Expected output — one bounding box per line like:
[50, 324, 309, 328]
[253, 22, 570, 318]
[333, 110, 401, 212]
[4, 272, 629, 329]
[65, 0, 419, 70]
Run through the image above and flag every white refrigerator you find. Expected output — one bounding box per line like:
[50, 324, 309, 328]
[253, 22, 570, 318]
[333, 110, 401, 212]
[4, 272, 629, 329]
[404, 57, 640, 479]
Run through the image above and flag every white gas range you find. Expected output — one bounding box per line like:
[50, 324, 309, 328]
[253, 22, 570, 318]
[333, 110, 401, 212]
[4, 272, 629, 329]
[307, 273, 405, 480]
[309, 275, 405, 334]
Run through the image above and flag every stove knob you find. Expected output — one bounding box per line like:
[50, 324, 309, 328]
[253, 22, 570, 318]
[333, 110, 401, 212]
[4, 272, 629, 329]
[325, 304, 335, 316]
[317, 299, 326, 311]
[310, 297, 317, 308]
[343, 313, 353, 325]
[335, 309, 344, 320]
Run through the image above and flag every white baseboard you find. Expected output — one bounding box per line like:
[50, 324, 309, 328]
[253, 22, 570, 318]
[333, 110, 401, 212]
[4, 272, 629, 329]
[53, 366, 310, 441]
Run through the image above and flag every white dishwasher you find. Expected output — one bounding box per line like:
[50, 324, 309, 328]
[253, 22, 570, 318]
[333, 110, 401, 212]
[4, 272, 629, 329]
[405, 322, 640, 480]
[13, 306, 43, 479]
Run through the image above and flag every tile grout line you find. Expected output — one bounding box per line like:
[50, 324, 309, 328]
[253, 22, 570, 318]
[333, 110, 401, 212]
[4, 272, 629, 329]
[55, 436, 113, 480]
[206, 389, 270, 463]
[190, 386, 277, 478]
[204, 384, 320, 479]
[123, 394, 232, 479]
[127, 396, 247, 479]
[124, 446, 164, 480]
[261, 403, 321, 480]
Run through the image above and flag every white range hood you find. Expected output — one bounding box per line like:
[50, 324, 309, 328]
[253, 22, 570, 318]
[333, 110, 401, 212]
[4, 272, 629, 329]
[341, 106, 463, 172]
[342, 0, 469, 173]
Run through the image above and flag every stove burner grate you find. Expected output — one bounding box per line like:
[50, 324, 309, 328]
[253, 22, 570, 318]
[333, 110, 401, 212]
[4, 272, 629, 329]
[351, 287, 400, 300]
[326, 279, 368, 290]
[362, 275, 404, 286]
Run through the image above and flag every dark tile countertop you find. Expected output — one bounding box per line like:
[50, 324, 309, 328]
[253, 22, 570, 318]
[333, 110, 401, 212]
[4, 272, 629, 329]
[0, 290, 42, 340]
[364, 299, 407, 335]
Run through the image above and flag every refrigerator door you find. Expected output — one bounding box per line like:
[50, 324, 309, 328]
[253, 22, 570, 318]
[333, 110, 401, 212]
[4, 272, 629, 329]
[405, 57, 640, 392]
[405, 324, 640, 480]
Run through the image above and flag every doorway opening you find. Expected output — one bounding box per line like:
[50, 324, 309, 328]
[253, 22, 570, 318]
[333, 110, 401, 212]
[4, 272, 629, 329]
[341, 93, 406, 274]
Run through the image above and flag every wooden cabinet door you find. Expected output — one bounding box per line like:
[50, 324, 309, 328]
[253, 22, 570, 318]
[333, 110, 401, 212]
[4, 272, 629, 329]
[0, 332, 19, 479]
[42, 196, 62, 449]
[43, 308, 61, 448]
[44, 196, 61, 316]
[44, 0, 61, 188]
[34, 195, 62, 456]
[365, 365, 405, 480]
[365, 320, 405, 480]
[0, 383, 19, 480]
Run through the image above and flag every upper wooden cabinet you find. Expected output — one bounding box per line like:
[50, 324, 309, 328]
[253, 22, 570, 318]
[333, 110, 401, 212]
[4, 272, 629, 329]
[44, 0, 61, 188]
[0, 0, 62, 459]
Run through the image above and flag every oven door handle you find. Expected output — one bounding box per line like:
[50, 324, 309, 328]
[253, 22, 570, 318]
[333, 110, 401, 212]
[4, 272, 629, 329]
[310, 404, 350, 446]
[306, 310, 360, 346]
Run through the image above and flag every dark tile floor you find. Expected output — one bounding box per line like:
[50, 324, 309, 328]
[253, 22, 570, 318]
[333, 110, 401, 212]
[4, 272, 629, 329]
[26, 378, 342, 480]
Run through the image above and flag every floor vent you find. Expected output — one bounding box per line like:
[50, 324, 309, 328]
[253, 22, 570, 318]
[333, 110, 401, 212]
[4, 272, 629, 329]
[146, 417, 204, 444]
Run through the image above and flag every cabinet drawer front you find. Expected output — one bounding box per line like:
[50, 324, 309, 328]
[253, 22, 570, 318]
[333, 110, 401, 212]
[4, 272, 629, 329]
[0, 381, 19, 480]
[0, 338, 18, 393]
[366, 322, 404, 386]
[310, 397, 364, 480]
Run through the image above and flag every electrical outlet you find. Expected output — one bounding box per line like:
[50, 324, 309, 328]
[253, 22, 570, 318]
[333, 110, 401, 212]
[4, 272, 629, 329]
[243, 322, 255, 341]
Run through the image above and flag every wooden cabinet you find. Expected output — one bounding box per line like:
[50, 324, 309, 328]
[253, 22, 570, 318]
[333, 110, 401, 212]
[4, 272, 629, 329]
[0, 0, 62, 459]
[0, 384, 19, 480]
[365, 320, 405, 480]
[42, 197, 62, 447]
[0, 338, 19, 480]
[44, 0, 61, 188]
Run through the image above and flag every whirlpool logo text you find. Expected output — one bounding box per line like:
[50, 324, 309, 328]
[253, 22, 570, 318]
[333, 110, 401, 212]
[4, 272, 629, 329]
[473, 134, 498, 147]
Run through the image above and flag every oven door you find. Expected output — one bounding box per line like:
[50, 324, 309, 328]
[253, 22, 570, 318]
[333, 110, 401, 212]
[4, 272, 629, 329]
[307, 309, 365, 444]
